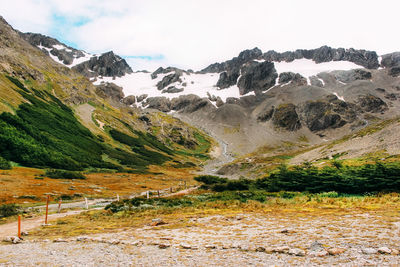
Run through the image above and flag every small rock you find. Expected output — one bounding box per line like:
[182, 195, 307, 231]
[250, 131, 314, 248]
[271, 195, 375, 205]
[309, 250, 329, 257]
[391, 249, 399, 255]
[21, 231, 29, 236]
[255, 246, 266, 252]
[12, 237, 21, 244]
[53, 238, 68, 243]
[150, 218, 167, 226]
[280, 229, 295, 234]
[180, 243, 192, 249]
[362, 248, 377, 255]
[328, 248, 346, 255]
[158, 243, 171, 249]
[273, 246, 290, 253]
[205, 244, 217, 249]
[107, 239, 120, 245]
[288, 248, 306, 256]
[378, 247, 391, 254]
[309, 241, 324, 252]
[76, 236, 88, 242]
[239, 245, 251, 251]
[264, 247, 275, 254]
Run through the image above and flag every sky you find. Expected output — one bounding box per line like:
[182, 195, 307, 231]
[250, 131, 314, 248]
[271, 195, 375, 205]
[1, 0, 399, 71]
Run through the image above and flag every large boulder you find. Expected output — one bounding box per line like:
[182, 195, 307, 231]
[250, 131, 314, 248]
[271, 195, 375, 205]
[278, 72, 307, 85]
[237, 61, 278, 95]
[151, 67, 185, 79]
[301, 101, 346, 131]
[216, 70, 240, 89]
[162, 86, 184, 94]
[272, 103, 301, 131]
[156, 72, 182, 90]
[389, 67, 400, 77]
[170, 94, 214, 113]
[145, 97, 171, 112]
[95, 82, 124, 102]
[357, 94, 388, 113]
[122, 95, 136, 105]
[335, 69, 372, 83]
[380, 52, 400, 68]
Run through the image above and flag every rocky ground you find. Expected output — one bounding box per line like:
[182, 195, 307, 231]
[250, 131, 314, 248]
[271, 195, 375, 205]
[1, 211, 400, 266]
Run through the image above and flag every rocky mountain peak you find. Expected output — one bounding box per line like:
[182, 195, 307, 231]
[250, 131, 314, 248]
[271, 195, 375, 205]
[72, 51, 133, 78]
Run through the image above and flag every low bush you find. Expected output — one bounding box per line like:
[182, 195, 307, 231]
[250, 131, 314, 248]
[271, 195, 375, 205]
[0, 156, 11, 170]
[45, 169, 86, 179]
[0, 204, 19, 217]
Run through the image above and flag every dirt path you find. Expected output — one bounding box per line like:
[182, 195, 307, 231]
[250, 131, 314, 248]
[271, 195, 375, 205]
[0, 210, 86, 239]
[0, 187, 196, 239]
[197, 130, 235, 176]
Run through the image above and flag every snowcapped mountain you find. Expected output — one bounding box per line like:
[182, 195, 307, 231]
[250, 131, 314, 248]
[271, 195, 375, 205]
[22, 32, 399, 112]
[20, 32, 133, 78]
[10, 27, 400, 162]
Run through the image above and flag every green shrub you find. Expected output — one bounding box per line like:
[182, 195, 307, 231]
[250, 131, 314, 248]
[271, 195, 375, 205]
[0, 204, 19, 217]
[45, 169, 86, 179]
[194, 175, 228, 185]
[256, 161, 400, 194]
[0, 156, 11, 170]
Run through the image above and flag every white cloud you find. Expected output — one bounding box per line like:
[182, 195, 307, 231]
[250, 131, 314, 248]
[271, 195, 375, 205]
[1, 0, 400, 71]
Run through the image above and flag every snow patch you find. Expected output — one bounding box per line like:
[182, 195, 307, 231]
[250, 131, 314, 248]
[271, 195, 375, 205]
[69, 52, 93, 67]
[94, 72, 244, 102]
[317, 78, 325, 86]
[333, 92, 345, 101]
[37, 44, 65, 65]
[274, 59, 363, 80]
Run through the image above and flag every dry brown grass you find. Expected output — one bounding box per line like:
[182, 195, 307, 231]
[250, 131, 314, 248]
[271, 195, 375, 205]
[27, 193, 400, 240]
[0, 166, 198, 204]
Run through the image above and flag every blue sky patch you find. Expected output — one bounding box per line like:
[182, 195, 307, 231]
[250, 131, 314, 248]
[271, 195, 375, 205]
[123, 55, 165, 61]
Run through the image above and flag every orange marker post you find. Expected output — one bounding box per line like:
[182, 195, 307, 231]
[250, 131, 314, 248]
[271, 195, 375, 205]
[17, 215, 21, 238]
[57, 199, 62, 213]
[45, 195, 50, 225]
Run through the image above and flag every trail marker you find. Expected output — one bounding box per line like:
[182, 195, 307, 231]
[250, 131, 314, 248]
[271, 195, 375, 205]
[84, 197, 89, 209]
[45, 195, 50, 225]
[146, 191, 149, 199]
[57, 199, 62, 213]
[17, 215, 21, 238]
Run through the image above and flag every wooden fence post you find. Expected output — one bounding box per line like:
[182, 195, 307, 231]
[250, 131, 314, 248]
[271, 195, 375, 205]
[18, 215, 21, 238]
[57, 199, 62, 213]
[45, 195, 50, 225]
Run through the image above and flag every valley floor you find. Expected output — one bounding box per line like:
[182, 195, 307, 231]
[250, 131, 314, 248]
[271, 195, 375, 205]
[1, 209, 400, 266]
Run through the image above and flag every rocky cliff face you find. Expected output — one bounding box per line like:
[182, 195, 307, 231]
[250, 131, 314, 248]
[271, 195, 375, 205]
[73, 51, 133, 78]
[237, 61, 277, 95]
[20, 32, 133, 79]
[262, 46, 379, 69]
[19, 32, 87, 65]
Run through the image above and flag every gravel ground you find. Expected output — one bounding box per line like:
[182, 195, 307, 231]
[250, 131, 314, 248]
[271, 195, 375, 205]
[1, 211, 400, 266]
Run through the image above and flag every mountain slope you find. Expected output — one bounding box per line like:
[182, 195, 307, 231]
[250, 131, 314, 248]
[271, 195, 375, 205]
[0, 16, 211, 173]
[11, 17, 400, 179]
